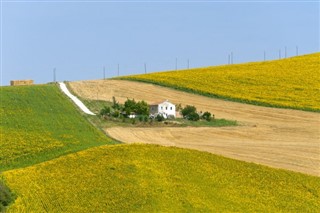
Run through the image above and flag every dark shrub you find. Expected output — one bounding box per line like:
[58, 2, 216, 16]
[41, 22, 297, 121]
[0, 181, 15, 212]
[144, 116, 148, 122]
[99, 106, 111, 117]
[201, 111, 212, 121]
[181, 105, 197, 118]
[156, 114, 165, 122]
[187, 112, 200, 121]
[131, 118, 136, 125]
[112, 110, 120, 118]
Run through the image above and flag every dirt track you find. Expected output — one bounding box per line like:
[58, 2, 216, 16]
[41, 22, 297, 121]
[69, 80, 320, 176]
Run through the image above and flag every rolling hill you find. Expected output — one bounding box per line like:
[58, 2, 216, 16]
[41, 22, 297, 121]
[120, 53, 320, 111]
[3, 144, 320, 212]
[0, 84, 116, 172]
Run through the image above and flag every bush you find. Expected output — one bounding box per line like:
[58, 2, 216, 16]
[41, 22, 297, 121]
[144, 116, 148, 122]
[0, 181, 14, 212]
[131, 119, 136, 125]
[100, 106, 111, 117]
[156, 114, 165, 122]
[112, 110, 120, 118]
[201, 111, 212, 121]
[187, 112, 200, 121]
[112, 96, 121, 110]
[181, 105, 197, 118]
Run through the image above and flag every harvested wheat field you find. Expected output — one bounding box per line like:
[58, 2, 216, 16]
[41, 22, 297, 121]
[69, 80, 320, 176]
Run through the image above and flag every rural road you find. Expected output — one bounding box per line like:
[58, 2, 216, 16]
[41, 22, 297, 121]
[69, 80, 320, 176]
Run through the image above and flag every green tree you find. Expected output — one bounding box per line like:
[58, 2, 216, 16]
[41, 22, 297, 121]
[181, 105, 197, 118]
[136, 100, 149, 116]
[99, 106, 111, 117]
[201, 111, 212, 121]
[112, 96, 121, 110]
[188, 112, 200, 121]
[124, 99, 137, 115]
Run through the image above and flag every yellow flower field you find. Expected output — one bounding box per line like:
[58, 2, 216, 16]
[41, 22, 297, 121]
[3, 144, 320, 212]
[121, 53, 320, 111]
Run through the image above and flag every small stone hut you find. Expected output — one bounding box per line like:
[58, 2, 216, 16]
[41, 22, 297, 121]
[10, 80, 34, 86]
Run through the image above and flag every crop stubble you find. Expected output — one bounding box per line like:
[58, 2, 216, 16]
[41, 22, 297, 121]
[69, 80, 320, 176]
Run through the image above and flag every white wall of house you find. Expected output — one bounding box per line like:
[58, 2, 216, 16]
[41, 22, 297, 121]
[150, 100, 176, 118]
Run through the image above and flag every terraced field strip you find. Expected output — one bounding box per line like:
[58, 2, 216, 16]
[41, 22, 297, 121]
[69, 80, 320, 176]
[120, 53, 320, 111]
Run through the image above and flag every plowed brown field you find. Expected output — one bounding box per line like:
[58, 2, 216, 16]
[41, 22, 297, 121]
[69, 80, 320, 176]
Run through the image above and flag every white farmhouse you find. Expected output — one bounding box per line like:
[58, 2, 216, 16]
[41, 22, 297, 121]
[149, 100, 176, 118]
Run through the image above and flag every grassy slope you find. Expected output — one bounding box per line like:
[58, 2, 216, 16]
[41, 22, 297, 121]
[3, 144, 320, 212]
[0, 84, 116, 172]
[119, 53, 320, 112]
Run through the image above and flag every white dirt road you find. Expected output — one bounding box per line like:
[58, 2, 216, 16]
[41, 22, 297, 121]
[59, 82, 95, 115]
[69, 80, 320, 176]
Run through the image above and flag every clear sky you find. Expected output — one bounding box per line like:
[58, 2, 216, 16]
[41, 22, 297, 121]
[1, 0, 319, 86]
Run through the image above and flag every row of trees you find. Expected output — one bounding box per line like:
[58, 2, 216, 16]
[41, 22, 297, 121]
[180, 105, 213, 121]
[100, 97, 149, 118]
[100, 97, 213, 122]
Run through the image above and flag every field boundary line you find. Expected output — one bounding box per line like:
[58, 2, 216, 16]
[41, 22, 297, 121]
[59, 82, 95, 115]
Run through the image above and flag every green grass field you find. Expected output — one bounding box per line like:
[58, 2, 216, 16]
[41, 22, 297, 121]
[0, 84, 117, 172]
[119, 53, 320, 111]
[3, 144, 320, 212]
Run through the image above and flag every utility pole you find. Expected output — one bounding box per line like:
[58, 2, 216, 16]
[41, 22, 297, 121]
[296, 46, 299, 56]
[187, 59, 190, 69]
[103, 66, 106, 80]
[144, 63, 147, 74]
[228, 54, 230, 65]
[117, 64, 119, 77]
[264, 51, 266, 61]
[53, 68, 56, 82]
[285, 46, 287, 58]
[279, 49, 281, 59]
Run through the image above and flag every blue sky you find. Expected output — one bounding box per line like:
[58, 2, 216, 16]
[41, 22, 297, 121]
[1, 0, 319, 85]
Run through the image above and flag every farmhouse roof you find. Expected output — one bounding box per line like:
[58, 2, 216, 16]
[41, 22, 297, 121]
[149, 99, 172, 106]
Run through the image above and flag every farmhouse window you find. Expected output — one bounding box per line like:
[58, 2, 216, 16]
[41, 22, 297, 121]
[170, 107, 172, 110]
[166, 107, 168, 110]
[161, 106, 163, 110]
